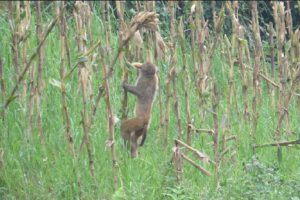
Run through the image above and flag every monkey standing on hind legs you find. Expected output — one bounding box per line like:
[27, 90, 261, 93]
[120, 62, 159, 158]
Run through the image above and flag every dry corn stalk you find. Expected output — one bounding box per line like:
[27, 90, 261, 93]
[34, 1, 47, 151]
[80, 111, 95, 178]
[251, 1, 262, 153]
[107, 1, 113, 47]
[269, 22, 275, 110]
[9, 1, 21, 99]
[163, 7, 175, 154]
[108, 11, 160, 76]
[0, 49, 4, 103]
[188, 124, 215, 134]
[178, 17, 192, 147]
[274, 29, 300, 140]
[273, 2, 284, 118]
[0, 5, 66, 120]
[162, 54, 172, 150]
[173, 139, 212, 177]
[168, 2, 182, 183]
[116, 1, 128, 122]
[27, 63, 36, 143]
[224, 34, 235, 130]
[151, 4, 165, 144]
[20, 2, 31, 105]
[56, 3, 77, 172]
[225, 1, 237, 56]
[211, 81, 220, 189]
[254, 140, 300, 148]
[237, 27, 251, 126]
[134, 30, 143, 48]
[155, 31, 168, 62]
[100, 45, 121, 190]
[83, 1, 93, 46]
[77, 65, 93, 99]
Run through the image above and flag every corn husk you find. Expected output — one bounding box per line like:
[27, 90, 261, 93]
[133, 30, 143, 47]
[120, 11, 160, 48]
[155, 31, 168, 61]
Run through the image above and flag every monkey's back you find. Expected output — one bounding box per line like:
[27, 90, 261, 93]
[135, 75, 158, 119]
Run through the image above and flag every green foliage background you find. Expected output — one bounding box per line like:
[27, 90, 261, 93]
[0, 1, 299, 199]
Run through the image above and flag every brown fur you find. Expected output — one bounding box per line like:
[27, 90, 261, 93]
[120, 62, 158, 158]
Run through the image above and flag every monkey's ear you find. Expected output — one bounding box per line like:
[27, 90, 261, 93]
[132, 62, 143, 69]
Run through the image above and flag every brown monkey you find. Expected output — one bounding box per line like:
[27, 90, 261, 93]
[120, 62, 159, 158]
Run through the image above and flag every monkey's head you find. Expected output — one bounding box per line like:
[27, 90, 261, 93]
[132, 62, 159, 76]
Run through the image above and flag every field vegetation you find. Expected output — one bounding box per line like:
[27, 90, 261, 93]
[0, 1, 300, 199]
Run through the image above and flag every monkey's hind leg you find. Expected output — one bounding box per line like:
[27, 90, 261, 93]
[120, 117, 144, 158]
[131, 129, 143, 158]
[120, 119, 133, 157]
[120, 120, 132, 142]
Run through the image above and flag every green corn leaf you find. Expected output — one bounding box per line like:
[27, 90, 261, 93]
[219, 114, 228, 129]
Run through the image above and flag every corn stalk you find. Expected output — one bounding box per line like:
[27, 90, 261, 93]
[196, 2, 207, 123]
[101, 1, 111, 67]
[107, 11, 160, 77]
[116, 1, 128, 122]
[84, 1, 93, 46]
[275, 29, 300, 139]
[211, 81, 220, 189]
[27, 63, 36, 161]
[269, 22, 275, 110]
[178, 17, 192, 146]
[273, 2, 283, 118]
[73, 1, 97, 178]
[163, 6, 174, 154]
[0, 6, 66, 120]
[107, 1, 113, 47]
[0, 48, 5, 104]
[21, 1, 31, 105]
[169, 2, 182, 183]
[251, 1, 261, 153]
[152, 30, 166, 143]
[35, 1, 45, 149]
[53, 4, 79, 181]
[238, 26, 251, 126]
[225, 1, 237, 58]
[100, 46, 120, 190]
[35, 1, 45, 96]
[9, 1, 21, 100]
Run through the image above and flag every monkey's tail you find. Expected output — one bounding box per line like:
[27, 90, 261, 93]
[139, 126, 148, 147]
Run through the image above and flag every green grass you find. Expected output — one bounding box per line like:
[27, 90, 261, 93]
[0, 2, 300, 200]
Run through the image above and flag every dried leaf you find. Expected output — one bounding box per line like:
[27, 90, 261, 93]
[133, 30, 143, 47]
[90, 53, 98, 67]
[77, 65, 92, 97]
[105, 139, 114, 147]
[49, 78, 61, 89]
[172, 146, 180, 156]
[193, 150, 209, 163]
[112, 116, 120, 125]
[155, 31, 168, 61]
[191, 4, 196, 14]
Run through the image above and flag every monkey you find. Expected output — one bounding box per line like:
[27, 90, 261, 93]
[120, 62, 159, 158]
